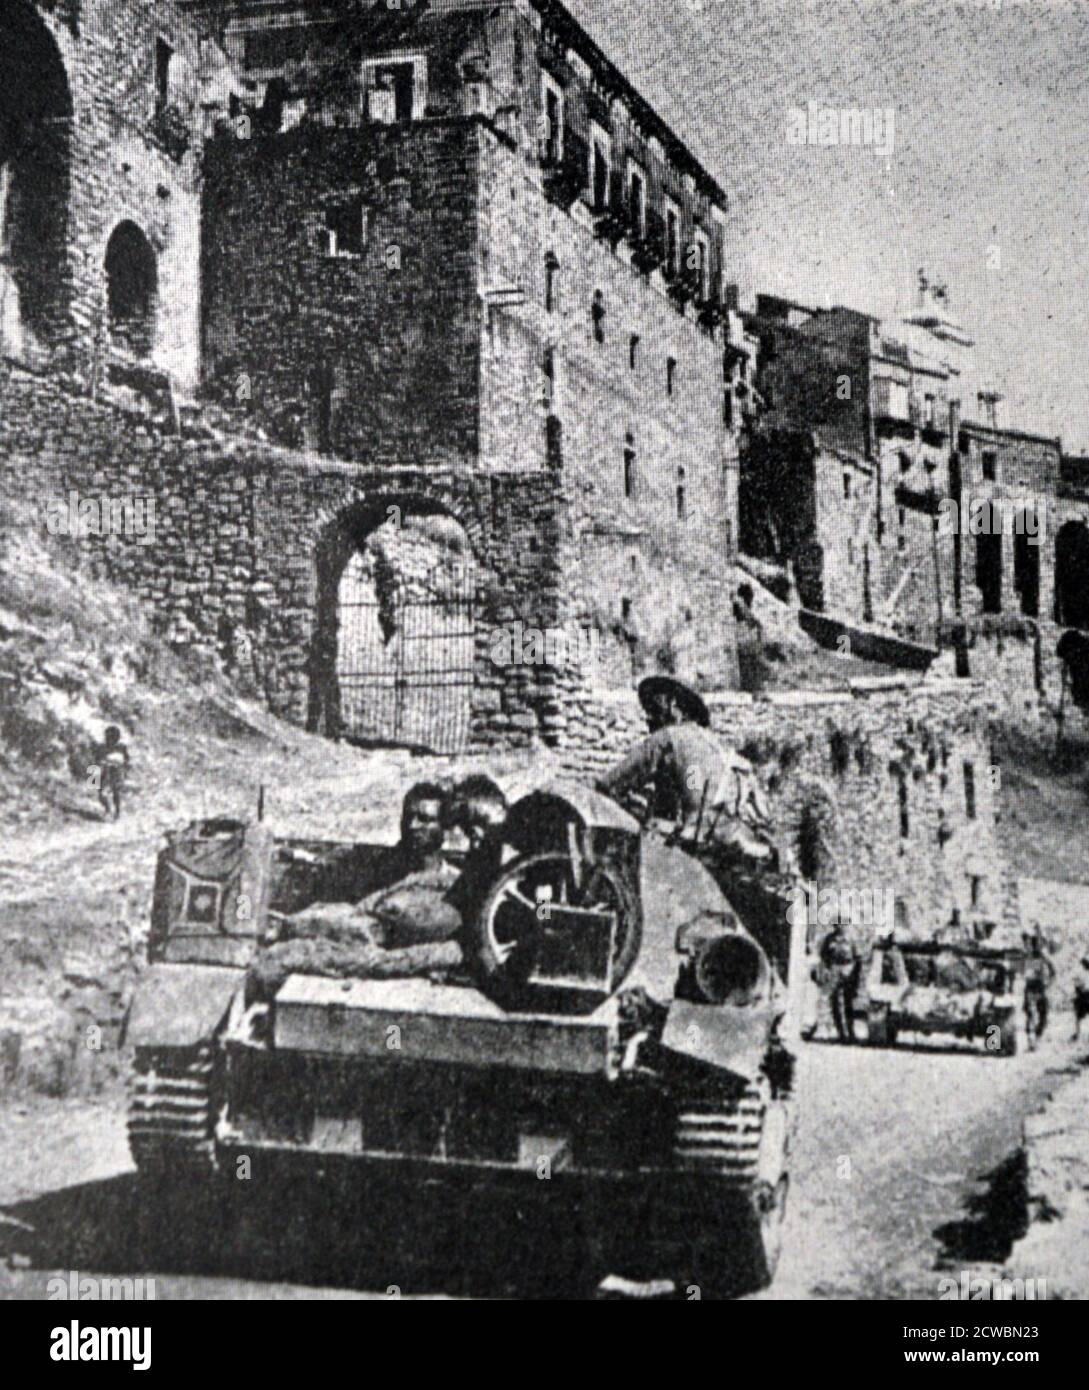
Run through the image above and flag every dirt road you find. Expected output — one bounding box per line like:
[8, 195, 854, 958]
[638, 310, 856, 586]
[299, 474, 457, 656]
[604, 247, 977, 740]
[0, 1029, 1068, 1301]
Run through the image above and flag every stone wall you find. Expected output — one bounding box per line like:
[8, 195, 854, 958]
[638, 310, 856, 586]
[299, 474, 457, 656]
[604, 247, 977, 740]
[0, 364, 571, 750]
[1011, 1059, 1089, 1300]
[202, 108, 737, 693]
[202, 118, 484, 467]
[554, 675, 1015, 942]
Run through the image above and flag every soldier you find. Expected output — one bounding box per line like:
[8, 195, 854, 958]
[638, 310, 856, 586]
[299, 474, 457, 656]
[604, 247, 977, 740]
[284, 782, 462, 950]
[819, 922, 859, 1043]
[595, 674, 777, 871]
[444, 775, 509, 922]
[444, 775, 508, 855]
[1023, 929, 1056, 1045]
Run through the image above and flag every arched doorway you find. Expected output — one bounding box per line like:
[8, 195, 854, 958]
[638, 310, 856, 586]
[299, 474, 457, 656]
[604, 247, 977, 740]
[310, 500, 478, 753]
[0, 2, 72, 358]
[1054, 521, 1089, 629]
[105, 222, 158, 358]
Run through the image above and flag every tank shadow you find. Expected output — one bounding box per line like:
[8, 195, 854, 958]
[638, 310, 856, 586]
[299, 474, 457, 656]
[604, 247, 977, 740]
[0, 1168, 625, 1299]
[0, 1162, 770, 1299]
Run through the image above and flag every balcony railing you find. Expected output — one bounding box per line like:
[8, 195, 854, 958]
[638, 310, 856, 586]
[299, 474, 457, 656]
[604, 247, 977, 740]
[894, 481, 945, 515]
[665, 263, 702, 311]
[920, 421, 947, 447]
[630, 207, 665, 276]
[874, 412, 917, 441]
[592, 167, 630, 248]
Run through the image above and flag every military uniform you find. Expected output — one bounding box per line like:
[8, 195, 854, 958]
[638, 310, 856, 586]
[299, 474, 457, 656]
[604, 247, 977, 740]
[595, 677, 788, 978]
[819, 926, 859, 1042]
[1024, 946, 1055, 1043]
[286, 860, 462, 950]
[596, 723, 774, 859]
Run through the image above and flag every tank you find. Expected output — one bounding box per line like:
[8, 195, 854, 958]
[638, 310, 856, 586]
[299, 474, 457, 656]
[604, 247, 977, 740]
[123, 784, 806, 1297]
[863, 938, 1032, 1054]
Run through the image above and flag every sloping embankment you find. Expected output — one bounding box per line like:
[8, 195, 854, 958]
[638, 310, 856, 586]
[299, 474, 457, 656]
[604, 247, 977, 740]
[1007, 1054, 1089, 1298]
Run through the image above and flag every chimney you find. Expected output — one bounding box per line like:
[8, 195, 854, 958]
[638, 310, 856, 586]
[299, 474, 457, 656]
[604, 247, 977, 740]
[977, 391, 1002, 430]
[724, 282, 740, 312]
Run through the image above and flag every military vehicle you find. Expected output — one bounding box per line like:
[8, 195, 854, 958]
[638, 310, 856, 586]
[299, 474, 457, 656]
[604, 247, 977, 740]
[124, 784, 806, 1296]
[864, 937, 1031, 1055]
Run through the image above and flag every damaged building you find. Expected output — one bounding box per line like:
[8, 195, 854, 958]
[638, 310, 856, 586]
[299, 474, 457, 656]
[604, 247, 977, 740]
[1, 0, 753, 753]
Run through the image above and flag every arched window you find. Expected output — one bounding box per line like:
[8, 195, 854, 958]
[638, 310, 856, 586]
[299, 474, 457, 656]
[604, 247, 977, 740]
[0, 4, 73, 357]
[105, 222, 158, 359]
[676, 466, 686, 521]
[623, 430, 636, 499]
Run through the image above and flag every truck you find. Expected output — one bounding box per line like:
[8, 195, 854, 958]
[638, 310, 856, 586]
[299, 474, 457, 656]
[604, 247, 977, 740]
[123, 783, 806, 1297]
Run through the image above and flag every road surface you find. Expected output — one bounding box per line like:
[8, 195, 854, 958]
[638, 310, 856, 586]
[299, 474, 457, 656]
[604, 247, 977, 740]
[0, 1026, 1070, 1300]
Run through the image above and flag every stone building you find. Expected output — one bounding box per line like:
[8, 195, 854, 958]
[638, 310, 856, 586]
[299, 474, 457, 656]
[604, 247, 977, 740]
[182, 0, 743, 732]
[735, 277, 1089, 720]
[0, 0, 750, 754]
[739, 292, 966, 645]
[0, 0, 205, 388]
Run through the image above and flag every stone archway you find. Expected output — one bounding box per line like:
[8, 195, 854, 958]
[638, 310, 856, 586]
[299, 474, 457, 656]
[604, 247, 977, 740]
[308, 494, 481, 753]
[0, 2, 72, 360]
[1054, 520, 1089, 629]
[105, 222, 158, 359]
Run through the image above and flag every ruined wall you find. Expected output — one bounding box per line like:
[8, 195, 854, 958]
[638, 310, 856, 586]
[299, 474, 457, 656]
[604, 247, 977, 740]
[746, 309, 870, 457]
[2, 0, 203, 387]
[555, 676, 1015, 942]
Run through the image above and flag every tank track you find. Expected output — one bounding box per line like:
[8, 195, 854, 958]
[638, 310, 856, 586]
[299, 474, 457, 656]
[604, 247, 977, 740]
[128, 1044, 218, 1177]
[672, 1079, 768, 1184]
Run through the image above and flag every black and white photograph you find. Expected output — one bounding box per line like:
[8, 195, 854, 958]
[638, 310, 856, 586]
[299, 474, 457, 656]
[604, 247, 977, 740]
[0, 0, 1086, 1335]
